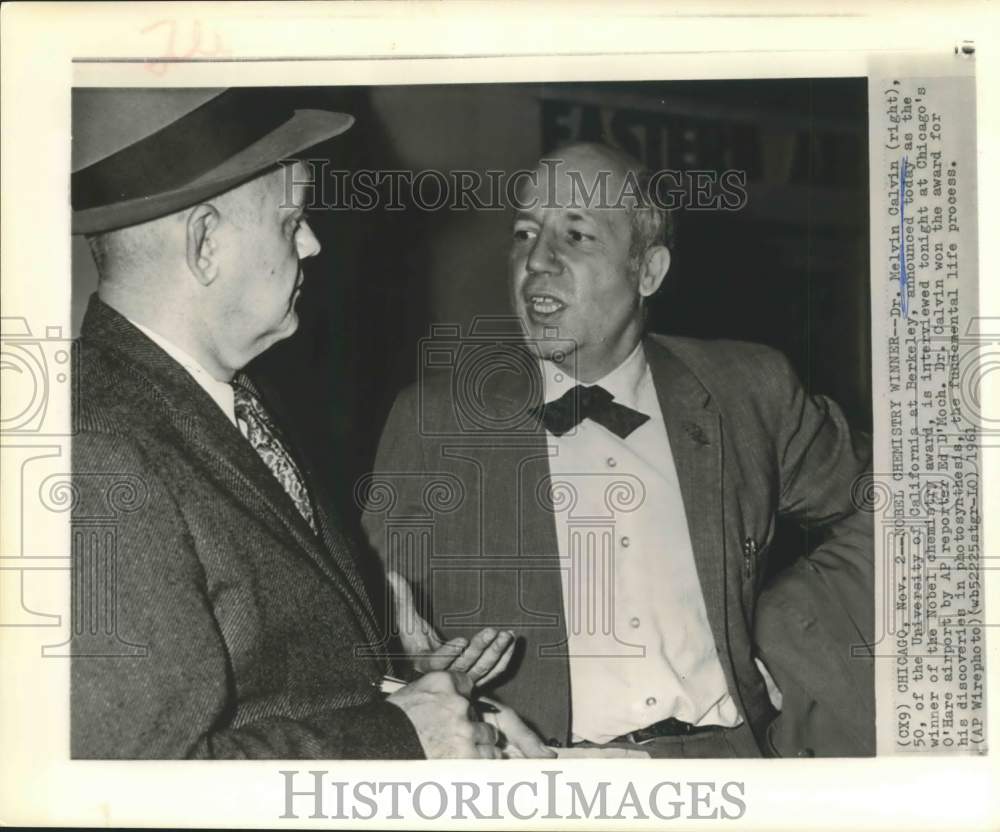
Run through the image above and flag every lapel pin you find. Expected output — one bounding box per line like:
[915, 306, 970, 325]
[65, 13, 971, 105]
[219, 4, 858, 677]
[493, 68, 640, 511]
[683, 421, 710, 446]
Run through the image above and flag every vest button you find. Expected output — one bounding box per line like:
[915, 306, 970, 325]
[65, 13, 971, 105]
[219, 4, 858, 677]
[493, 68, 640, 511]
[546, 737, 562, 748]
[797, 748, 815, 758]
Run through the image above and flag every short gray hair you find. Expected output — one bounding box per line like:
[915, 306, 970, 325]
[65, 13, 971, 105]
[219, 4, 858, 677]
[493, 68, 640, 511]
[83, 216, 173, 281]
[85, 231, 119, 277]
[84, 227, 146, 280]
[626, 165, 673, 275]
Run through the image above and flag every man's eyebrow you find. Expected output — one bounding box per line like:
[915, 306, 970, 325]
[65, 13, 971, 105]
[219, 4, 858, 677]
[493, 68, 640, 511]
[281, 176, 313, 216]
[566, 211, 594, 223]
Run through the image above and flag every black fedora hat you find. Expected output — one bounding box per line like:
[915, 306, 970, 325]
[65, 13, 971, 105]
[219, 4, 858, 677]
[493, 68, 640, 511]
[72, 88, 354, 235]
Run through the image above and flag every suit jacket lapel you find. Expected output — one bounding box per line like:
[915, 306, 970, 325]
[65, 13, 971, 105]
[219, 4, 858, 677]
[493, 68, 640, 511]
[485, 346, 563, 607]
[484, 345, 572, 740]
[643, 336, 740, 697]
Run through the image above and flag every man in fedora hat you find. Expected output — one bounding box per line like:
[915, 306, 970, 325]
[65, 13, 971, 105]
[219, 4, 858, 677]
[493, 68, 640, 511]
[70, 88, 546, 759]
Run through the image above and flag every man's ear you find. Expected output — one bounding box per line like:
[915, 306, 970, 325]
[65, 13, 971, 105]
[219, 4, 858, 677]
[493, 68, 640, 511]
[638, 245, 671, 298]
[185, 203, 221, 285]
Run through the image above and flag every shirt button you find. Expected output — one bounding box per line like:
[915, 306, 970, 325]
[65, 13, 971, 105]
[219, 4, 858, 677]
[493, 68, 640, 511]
[606, 457, 617, 468]
[620, 536, 630, 548]
[629, 617, 641, 628]
[645, 696, 657, 707]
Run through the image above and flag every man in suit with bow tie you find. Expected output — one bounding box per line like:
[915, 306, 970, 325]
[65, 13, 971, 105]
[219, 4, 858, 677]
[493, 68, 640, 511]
[69, 88, 550, 759]
[363, 142, 874, 757]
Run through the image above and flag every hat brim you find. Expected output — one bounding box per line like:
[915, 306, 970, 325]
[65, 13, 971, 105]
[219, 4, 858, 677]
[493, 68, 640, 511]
[72, 109, 353, 235]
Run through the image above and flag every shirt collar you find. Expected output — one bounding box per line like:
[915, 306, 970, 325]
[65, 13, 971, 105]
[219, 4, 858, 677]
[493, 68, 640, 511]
[540, 340, 649, 409]
[129, 320, 238, 427]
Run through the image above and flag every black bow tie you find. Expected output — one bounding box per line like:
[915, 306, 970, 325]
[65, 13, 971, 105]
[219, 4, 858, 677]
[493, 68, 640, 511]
[533, 384, 650, 439]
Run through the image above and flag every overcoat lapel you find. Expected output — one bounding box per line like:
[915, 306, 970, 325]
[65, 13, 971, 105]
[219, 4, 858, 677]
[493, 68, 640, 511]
[81, 297, 380, 644]
[249, 377, 386, 650]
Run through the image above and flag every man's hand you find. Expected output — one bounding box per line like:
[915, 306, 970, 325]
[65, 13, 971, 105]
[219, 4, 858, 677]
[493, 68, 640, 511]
[480, 697, 556, 759]
[387, 571, 516, 686]
[385, 671, 499, 758]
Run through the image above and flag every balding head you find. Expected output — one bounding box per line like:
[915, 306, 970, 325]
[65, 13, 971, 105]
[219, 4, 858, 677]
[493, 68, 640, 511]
[518, 142, 670, 275]
[508, 142, 672, 382]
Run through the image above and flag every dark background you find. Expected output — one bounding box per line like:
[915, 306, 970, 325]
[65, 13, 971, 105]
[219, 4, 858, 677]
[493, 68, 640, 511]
[71, 79, 870, 569]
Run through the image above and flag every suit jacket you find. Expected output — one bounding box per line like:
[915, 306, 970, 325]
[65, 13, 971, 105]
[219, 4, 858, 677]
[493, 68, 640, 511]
[71, 295, 423, 759]
[755, 555, 875, 756]
[362, 333, 874, 756]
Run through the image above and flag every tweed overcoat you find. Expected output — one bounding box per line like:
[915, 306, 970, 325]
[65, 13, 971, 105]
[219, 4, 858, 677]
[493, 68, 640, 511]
[71, 296, 423, 759]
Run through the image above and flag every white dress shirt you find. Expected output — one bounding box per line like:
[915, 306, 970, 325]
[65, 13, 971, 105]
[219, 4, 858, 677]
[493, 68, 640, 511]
[541, 342, 777, 743]
[130, 320, 244, 436]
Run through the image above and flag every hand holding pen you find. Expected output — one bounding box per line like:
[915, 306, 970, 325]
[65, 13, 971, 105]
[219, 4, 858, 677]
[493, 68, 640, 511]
[379, 674, 555, 760]
[379, 674, 499, 715]
[381, 671, 502, 759]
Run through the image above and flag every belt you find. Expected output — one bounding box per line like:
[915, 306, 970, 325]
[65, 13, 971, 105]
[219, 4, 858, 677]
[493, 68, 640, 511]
[573, 717, 724, 747]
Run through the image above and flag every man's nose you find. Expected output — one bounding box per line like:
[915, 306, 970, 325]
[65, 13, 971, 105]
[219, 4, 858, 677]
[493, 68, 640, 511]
[296, 221, 321, 259]
[525, 229, 561, 275]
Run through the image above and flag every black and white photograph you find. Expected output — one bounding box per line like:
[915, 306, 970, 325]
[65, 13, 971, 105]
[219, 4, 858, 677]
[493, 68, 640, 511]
[1, 2, 995, 829]
[67, 78, 874, 761]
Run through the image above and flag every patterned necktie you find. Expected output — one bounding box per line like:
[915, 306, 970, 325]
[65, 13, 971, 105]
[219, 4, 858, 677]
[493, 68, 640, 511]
[231, 373, 318, 534]
[533, 384, 650, 438]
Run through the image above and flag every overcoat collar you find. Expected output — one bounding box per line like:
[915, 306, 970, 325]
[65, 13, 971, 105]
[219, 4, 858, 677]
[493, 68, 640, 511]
[79, 295, 383, 650]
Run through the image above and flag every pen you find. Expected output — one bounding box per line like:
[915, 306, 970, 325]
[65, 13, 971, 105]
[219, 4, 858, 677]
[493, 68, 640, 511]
[376, 675, 500, 714]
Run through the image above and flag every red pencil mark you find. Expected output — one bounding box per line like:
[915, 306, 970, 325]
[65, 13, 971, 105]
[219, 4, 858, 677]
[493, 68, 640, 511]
[141, 19, 229, 76]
